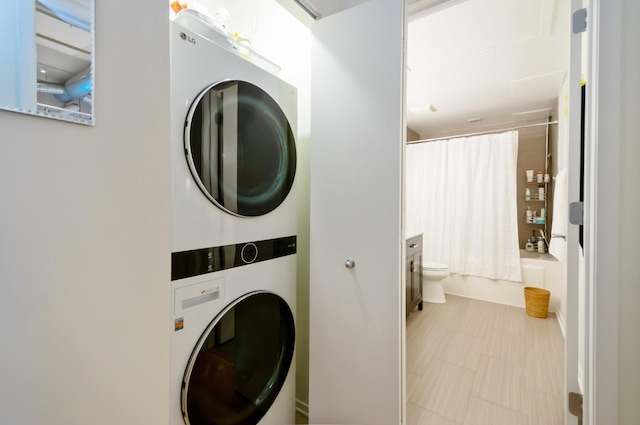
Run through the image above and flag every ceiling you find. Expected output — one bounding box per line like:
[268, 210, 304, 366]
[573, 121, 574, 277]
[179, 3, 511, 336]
[35, 2, 92, 84]
[284, 0, 570, 139]
[406, 0, 570, 138]
[36, 9, 92, 84]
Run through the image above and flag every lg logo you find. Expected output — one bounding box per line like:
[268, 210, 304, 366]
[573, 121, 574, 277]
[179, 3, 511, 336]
[180, 32, 196, 44]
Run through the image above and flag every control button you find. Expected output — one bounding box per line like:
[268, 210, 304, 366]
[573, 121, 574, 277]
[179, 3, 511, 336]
[241, 243, 258, 264]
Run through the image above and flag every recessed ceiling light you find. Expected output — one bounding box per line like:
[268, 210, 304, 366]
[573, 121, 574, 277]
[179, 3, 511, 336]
[40, 68, 47, 74]
[467, 117, 482, 123]
[410, 104, 437, 114]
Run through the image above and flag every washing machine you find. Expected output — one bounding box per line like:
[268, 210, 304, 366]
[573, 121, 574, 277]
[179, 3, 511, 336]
[169, 15, 297, 425]
[170, 250, 296, 425]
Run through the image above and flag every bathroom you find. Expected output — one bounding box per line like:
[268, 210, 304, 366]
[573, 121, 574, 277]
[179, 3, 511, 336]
[404, 0, 571, 423]
[407, 122, 568, 329]
[405, 0, 570, 324]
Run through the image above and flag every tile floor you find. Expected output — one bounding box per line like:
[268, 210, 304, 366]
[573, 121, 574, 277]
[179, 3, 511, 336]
[407, 295, 564, 425]
[296, 294, 564, 425]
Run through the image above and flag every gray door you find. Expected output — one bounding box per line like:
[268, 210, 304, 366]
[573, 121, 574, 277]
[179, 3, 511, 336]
[308, 1, 406, 424]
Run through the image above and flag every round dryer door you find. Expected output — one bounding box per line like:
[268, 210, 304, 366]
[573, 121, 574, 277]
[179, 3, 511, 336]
[182, 291, 295, 425]
[185, 80, 296, 217]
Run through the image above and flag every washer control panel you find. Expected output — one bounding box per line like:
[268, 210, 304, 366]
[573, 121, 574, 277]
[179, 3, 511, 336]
[171, 235, 296, 281]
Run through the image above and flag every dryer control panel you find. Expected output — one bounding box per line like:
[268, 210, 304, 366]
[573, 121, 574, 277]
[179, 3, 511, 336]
[171, 235, 296, 281]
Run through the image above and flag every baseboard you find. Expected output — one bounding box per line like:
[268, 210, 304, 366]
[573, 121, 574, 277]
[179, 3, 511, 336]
[296, 399, 309, 417]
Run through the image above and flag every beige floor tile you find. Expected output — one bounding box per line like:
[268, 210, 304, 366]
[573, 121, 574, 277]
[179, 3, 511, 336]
[407, 371, 425, 403]
[407, 401, 428, 425]
[407, 309, 431, 336]
[412, 358, 475, 423]
[526, 390, 564, 425]
[408, 295, 565, 425]
[524, 315, 564, 359]
[407, 342, 437, 375]
[481, 328, 526, 366]
[472, 355, 527, 413]
[435, 330, 483, 370]
[446, 305, 492, 338]
[408, 401, 461, 425]
[523, 318, 564, 397]
[462, 396, 527, 425]
[423, 298, 471, 330]
[524, 350, 564, 396]
[487, 304, 529, 336]
[407, 315, 449, 375]
[420, 410, 462, 425]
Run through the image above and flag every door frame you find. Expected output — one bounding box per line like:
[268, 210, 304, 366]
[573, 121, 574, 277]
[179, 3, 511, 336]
[583, 0, 621, 423]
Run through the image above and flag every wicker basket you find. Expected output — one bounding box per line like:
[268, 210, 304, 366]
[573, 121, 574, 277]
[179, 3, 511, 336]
[524, 287, 550, 318]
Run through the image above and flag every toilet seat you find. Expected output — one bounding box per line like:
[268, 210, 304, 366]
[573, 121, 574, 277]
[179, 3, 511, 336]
[422, 261, 448, 271]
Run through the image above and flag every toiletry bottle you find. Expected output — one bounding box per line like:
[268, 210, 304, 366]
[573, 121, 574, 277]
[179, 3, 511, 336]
[538, 186, 545, 201]
[526, 170, 534, 182]
[526, 206, 532, 223]
[526, 238, 534, 252]
[538, 237, 546, 253]
[525, 188, 531, 200]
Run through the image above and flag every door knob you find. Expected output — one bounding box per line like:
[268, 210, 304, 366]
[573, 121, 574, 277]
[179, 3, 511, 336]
[345, 259, 355, 269]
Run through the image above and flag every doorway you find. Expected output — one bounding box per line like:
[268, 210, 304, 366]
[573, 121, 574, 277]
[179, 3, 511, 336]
[405, 0, 574, 423]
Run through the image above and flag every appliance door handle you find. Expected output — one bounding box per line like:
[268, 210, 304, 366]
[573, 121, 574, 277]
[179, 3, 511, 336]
[409, 243, 419, 249]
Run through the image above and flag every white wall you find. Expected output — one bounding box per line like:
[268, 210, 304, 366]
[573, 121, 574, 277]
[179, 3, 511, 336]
[0, 1, 171, 424]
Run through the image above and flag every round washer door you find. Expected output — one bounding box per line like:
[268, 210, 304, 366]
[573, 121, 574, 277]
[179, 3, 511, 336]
[182, 291, 295, 425]
[185, 80, 297, 217]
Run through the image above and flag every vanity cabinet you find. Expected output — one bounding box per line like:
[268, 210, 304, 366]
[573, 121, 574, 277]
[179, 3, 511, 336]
[406, 234, 423, 316]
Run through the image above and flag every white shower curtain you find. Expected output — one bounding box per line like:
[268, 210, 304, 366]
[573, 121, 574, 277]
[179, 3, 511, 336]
[406, 131, 522, 282]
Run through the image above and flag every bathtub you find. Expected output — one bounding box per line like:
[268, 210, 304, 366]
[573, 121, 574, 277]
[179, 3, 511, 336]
[441, 249, 567, 331]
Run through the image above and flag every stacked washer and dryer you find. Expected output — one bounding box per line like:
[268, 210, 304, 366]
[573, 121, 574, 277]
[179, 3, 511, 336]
[169, 17, 298, 425]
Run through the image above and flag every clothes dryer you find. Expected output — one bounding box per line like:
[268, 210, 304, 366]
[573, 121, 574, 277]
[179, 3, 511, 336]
[170, 19, 297, 253]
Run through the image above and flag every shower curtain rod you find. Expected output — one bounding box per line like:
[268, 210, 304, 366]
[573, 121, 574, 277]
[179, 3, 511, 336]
[408, 120, 559, 144]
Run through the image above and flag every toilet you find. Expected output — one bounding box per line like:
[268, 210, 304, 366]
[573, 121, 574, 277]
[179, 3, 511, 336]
[422, 261, 449, 303]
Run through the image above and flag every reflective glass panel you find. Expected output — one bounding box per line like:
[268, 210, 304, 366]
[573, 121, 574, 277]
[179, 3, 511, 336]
[183, 292, 295, 425]
[186, 81, 296, 217]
